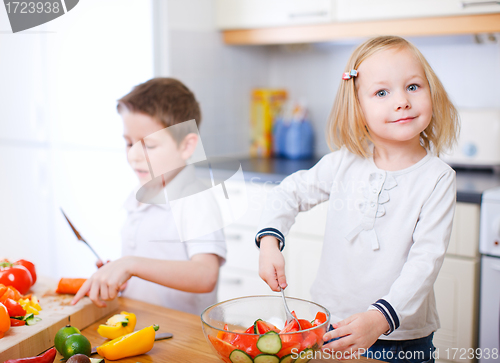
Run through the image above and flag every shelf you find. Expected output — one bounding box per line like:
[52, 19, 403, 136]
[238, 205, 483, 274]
[222, 13, 500, 45]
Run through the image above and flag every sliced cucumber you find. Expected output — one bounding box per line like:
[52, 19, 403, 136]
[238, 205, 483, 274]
[294, 348, 314, 363]
[257, 331, 282, 354]
[229, 349, 253, 363]
[279, 354, 295, 363]
[26, 317, 42, 326]
[254, 354, 279, 363]
[253, 319, 263, 334]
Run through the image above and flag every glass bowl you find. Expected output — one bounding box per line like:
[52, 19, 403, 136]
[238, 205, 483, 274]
[201, 295, 330, 363]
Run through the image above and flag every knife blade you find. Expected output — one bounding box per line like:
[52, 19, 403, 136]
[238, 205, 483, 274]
[60, 208, 103, 262]
[90, 332, 173, 355]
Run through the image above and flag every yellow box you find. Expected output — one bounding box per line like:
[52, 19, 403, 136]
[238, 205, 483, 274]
[250, 89, 288, 158]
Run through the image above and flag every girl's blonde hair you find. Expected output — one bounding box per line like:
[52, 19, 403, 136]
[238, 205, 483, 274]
[327, 35, 459, 157]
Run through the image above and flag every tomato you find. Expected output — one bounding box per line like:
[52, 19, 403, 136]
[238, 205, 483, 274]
[0, 265, 32, 295]
[14, 260, 36, 285]
[2, 298, 26, 318]
[10, 318, 26, 326]
[298, 319, 313, 330]
[0, 302, 10, 338]
[277, 341, 301, 358]
[208, 335, 237, 361]
[300, 331, 317, 350]
[312, 312, 327, 326]
[0, 286, 22, 303]
[217, 324, 236, 342]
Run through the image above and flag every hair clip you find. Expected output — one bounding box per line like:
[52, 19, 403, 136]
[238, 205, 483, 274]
[342, 69, 358, 80]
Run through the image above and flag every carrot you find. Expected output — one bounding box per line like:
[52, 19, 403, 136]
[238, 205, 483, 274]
[55, 278, 87, 295]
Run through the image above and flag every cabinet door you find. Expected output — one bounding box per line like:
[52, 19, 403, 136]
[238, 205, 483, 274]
[284, 234, 323, 301]
[448, 203, 480, 258]
[223, 225, 261, 273]
[215, 0, 335, 29]
[434, 256, 480, 363]
[336, 0, 500, 22]
[218, 266, 272, 302]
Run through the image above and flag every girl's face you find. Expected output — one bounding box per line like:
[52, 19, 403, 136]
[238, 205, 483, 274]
[356, 47, 432, 148]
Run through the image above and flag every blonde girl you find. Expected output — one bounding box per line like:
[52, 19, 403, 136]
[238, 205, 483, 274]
[256, 36, 459, 363]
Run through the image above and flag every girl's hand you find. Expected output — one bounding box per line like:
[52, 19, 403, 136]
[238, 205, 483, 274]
[258, 236, 286, 292]
[71, 256, 136, 307]
[322, 310, 389, 360]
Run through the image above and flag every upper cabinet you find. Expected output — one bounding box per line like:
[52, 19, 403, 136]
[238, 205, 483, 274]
[336, 0, 500, 22]
[215, 0, 500, 45]
[215, 0, 335, 29]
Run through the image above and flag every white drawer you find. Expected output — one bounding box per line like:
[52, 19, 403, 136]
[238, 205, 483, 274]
[218, 267, 273, 302]
[215, 0, 335, 29]
[223, 225, 260, 272]
[336, 0, 500, 23]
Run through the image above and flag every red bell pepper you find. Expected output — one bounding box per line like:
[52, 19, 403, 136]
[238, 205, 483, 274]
[208, 335, 236, 363]
[2, 298, 26, 318]
[312, 311, 327, 326]
[4, 347, 56, 363]
[277, 341, 301, 358]
[10, 318, 26, 326]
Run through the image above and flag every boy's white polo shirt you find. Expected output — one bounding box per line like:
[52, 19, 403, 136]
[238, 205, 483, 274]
[121, 165, 226, 315]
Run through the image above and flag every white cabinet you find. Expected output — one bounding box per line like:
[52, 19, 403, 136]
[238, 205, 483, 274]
[215, 0, 335, 29]
[215, 0, 500, 30]
[336, 0, 500, 23]
[434, 203, 481, 363]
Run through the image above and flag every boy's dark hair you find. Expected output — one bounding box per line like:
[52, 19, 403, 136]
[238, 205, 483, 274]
[117, 77, 202, 133]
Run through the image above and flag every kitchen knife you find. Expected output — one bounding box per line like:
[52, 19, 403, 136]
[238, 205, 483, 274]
[90, 332, 173, 354]
[60, 208, 104, 262]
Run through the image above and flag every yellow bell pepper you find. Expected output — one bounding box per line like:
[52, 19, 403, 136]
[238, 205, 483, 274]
[96, 324, 159, 360]
[97, 311, 136, 339]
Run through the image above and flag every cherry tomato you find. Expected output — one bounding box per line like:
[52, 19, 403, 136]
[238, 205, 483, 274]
[0, 265, 33, 295]
[14, 260, 36, 285]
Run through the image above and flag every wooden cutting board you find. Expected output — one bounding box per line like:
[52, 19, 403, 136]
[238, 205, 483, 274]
[0, 276, 119, 361]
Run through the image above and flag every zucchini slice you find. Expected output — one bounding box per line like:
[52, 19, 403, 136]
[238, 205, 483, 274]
[279, 354, 295, 363]
[254, 319, 263, 334]
[257, 331, 282, 354]
[229, 349, 253, 363]
[254, 354, 280, 363]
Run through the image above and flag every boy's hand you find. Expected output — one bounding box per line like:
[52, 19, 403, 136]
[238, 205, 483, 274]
[322, 310, 389, 360]
[258, 236, 286, 292]
[71, 256, 135, 307]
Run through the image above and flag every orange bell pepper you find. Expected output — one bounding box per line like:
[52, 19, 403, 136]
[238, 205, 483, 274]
[0, 302, 11, 338]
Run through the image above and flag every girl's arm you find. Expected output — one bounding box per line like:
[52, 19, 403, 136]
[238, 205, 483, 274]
[71, 253, 220, 307]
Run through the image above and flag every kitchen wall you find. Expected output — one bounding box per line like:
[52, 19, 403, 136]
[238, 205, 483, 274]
[164, 0, 500, 157]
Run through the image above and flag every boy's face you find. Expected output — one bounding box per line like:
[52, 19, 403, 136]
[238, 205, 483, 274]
[122, 111, 186, 186]
[356, 47, 432, 148]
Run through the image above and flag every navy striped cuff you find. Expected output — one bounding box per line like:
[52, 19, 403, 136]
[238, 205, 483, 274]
[371, 299, 400, 335]
[255, 228, 285, 251]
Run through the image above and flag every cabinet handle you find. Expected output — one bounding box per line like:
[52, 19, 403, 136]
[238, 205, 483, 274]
[226, 234, 242, 241]
[288, 11, 328, 19]
[220, 277, 243, 285]
[490, 263, 500, 271]
[461, 1, 500, 8]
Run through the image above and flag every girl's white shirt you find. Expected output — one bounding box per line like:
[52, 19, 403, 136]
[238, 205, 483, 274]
[258, 147, 456, 340]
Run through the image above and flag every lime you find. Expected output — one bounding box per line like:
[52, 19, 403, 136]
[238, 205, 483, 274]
[60, 333, 91, 360]
[55, 325, 81, 355]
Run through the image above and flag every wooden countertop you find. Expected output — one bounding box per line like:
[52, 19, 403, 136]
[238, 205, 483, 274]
[60, 297, 381, 363]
